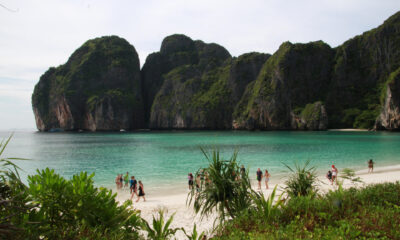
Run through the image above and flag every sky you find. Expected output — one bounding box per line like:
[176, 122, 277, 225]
[1, 0, 399, 130]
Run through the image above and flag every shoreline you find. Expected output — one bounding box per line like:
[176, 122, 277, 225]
[115, 164, 400, 239]
[0, 128, 375, 133]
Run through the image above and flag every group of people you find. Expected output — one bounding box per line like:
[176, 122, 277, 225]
[115, 172, 146, 202]
[256, 168, 271, 190]
[325, 165, 339, 185]
[187, 169, 212, 192]
[326, 159, 375, 185]
[187, 166, 272, 191]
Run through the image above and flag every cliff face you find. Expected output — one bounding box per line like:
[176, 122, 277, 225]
[147, 35, 232, 129]
[375, 68, 400, 130]
[32, 11, 400, 131]
[232, 41, 334, 130]
[31, 36, 143, 131]
[328, 12, 400, 129]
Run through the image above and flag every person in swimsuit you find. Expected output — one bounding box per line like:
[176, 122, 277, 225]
[130, 176, 138, 199]
[256, 168, 263, 189]
[119, 174, 123, 189]
[331, 165, 338, 185]
[188, 173, 194, 190]
[264, 169, 271, 189]
[136, 181, 146, 202]
[115, 174, 120, 190]
[368, 159, 374, 173]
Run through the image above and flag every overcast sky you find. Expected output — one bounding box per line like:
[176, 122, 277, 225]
[1, 0, 399, 130]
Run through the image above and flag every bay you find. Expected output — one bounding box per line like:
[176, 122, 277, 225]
[1, 130, 399, 196]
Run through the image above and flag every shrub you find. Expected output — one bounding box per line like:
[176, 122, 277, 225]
[25, 168, 142, 239]
[283, 159, 318, 197]
[187, 148, 253, 222]
[142, 208, 181, 240]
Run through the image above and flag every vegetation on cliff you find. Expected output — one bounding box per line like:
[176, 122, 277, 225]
[32, 36, 144, 131]
[32, 11, 400, 131]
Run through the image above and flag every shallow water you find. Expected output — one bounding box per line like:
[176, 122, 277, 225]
[1, 130, 400, 196]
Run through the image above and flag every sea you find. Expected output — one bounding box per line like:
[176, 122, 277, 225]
[1, 130, 400, 196]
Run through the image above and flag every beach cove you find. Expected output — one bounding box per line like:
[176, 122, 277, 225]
[2, 130, 400, 195]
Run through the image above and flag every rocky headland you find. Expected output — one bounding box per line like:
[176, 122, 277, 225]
[32, 11, 400, 131]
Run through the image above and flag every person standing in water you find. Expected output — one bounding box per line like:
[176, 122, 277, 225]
[368, 159, 374, 173]
[264, 169, 271, 189]
[331, 165, 338, 185]
[136, 181, 146, 202]
[256, 168, 263, 190]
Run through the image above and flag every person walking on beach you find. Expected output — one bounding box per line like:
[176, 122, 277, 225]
[368, 159, 374, 173]
[115, 174, 120, 189]
[130, 176, 138, 198]
[136, 181, 146, 202]
[124, 172, 129, 189]
[331, 165, 338, 185]
[264, 169, 271, 189]
[119, 174, 123, 189]
[188, 173, 194, 190]
[256, 168, 263, 189]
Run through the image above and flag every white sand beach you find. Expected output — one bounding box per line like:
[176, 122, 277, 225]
[115, 165, 400, 239]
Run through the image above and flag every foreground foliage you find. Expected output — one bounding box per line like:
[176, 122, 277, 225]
[0, 136, 143, 239]
[142, 208, 181, 240]
[214, 182, 400, 239]
[283, 159, 318, 197]
[188, 148, 253, 223]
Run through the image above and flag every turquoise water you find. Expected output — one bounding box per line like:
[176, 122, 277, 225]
[1, 130, 400, 196]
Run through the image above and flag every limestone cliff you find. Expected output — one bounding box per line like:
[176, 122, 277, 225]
[31, 36, 143, 131]
[328, 11, 400, 129]
[232, 41, 334, 130]
[32, 11, 400, 131]
[375, 68, 400, 130]
[148, 35, 232, 129]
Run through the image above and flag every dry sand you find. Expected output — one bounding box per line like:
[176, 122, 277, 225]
[115, 165, 400, 239]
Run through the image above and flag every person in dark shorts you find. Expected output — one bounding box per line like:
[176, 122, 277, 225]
[130, 176, 138, 199]
[256, 168, 263, 189]
[119, 174, 123, 189]
[368, 159, 374, 173]
[188, 173, 194, 190]
[136, 181, 146, 202]
[326, 170, 333, 184]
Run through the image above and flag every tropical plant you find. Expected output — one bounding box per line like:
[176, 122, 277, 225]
[340, 168, 363, 185]
[0, 135, 34, 239]
[142, 208, 181, 240]
[283, 159, 318, 197]
[250, 185, 284, 220]
[182, 223, 206, 240]
[25, 168, 142, 239]
[187, 148, 253, 222]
